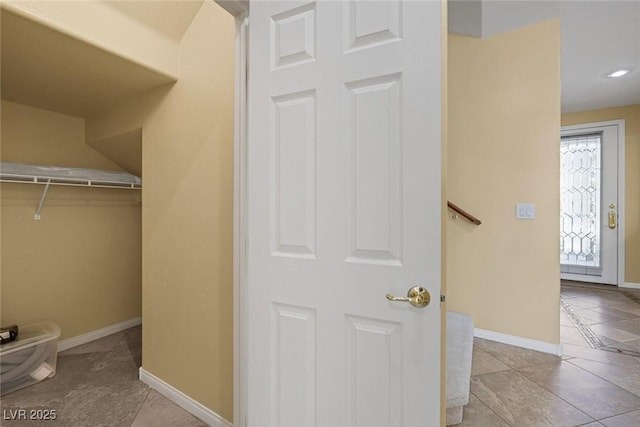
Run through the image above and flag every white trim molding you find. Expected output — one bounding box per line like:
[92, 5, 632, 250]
[216, 0, 248, 16]
[57, 317, 142, 352]
[616, 120, 626, 287]
[474, 328, 563, 356]
[212, 2, 249, 426]
[230, 8, 248, 427]
[140, 368, 233, 427]
[621, 282, 640, 290]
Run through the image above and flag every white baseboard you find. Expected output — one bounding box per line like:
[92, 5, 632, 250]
[57, 317, 142, 352]
[139, 368, 232, 427]
[621, 282, 640, 290]
[474, 327, 563, 356]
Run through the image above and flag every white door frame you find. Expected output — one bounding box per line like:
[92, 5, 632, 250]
[214, 1, 248, 426]
[232, 14, 248, 427]
[560, 119, 626, 287]
[232, 9, 248, 427]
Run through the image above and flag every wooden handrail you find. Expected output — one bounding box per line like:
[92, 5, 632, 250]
[447, 201, 481, 225]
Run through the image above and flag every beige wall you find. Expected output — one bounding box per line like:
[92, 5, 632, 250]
[562, 105, 640, 284]
[1, 101, 124, 169]
[86, 1, 235, 420]
[447, 20, 561, 344]
[142, 2, 234, 419]
[89, 128, 142, 176]
[0, 101, 142, 340]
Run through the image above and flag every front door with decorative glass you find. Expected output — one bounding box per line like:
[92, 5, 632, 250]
[560, 121, 622, 285]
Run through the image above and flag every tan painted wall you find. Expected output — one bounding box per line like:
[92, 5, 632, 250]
[89, 128, 142, 176]
[562, 105, 640, 284]
[141, 2, 234, 420]
[447, 20, 561, 344]
[1, 100, 124, 169]
[85, 2, 235, 420]
[0, 101, 141, 340]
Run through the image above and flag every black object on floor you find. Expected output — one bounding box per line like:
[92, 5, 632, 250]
[0, 325, 19, 345]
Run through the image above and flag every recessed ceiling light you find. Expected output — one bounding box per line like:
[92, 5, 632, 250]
[605, 68, 633, 78]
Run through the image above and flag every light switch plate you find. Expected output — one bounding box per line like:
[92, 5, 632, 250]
[516, 203, 535, 219]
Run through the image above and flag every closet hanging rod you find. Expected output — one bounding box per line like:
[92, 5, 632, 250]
[0, 176, 141, 189]
[1, 161, 142, 220]
[1, 177, 141, 221]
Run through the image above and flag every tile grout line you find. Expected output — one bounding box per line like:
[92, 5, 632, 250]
[465, 285, 640, 427]
[595, 407, 640, 424]
[513, 367, 598, 426]
[561, 298, 640, 358]
[561, 298, 606, 349]
[566, 358, 640, 400]
[468, 390, 515, 426]
[129, 387, 153, 426]
[474, 363, 597, 426]
[0, 326, 205, 427]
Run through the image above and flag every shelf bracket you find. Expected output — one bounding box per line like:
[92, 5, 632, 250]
[35, 179, 51, 221]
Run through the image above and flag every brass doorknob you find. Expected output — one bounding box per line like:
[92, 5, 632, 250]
[386, 286, 430, 308]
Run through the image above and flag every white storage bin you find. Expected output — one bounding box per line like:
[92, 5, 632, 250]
[0, 321, 61, 396]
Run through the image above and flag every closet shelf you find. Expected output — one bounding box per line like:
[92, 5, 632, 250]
[0, 161, 141, 188]
[0, 161, 141, 220]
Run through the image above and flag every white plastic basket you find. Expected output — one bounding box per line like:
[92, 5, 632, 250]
[0, 321, 61, 396]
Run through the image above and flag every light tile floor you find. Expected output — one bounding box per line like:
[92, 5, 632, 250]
[460, 282, 640, 427]
[0, 326, 206, 427]
[3, 282, 640, 426]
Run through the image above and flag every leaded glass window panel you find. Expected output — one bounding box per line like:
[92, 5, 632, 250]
[560, 133, 602, 272]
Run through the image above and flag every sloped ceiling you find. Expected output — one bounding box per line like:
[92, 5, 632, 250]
[0, 1, 206, 175]
[0, 1, 205, 118]
[100, 0, 204, 42]
[0, 7, 176, 118]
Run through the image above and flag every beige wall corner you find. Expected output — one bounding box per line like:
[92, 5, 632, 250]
[447, 19, 562, 345]
[88, 129, 143, 177]
[0, 101, 141, 340]
[140, 1, 235, 422]
[1, 101, 123, 170]
[562, 104, 640, 284]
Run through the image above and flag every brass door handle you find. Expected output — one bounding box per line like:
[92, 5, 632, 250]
[608, 210, 617, 229]
[386, 286, 430, 308]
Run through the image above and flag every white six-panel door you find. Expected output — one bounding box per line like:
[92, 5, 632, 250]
[247, 1, 442, 425]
